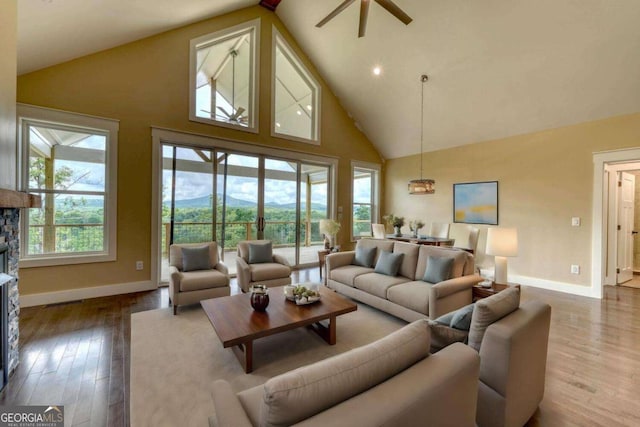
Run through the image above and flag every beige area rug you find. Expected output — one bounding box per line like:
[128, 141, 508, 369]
[130, 302, 406, 426]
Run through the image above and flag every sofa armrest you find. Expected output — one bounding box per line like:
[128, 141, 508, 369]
[273, 253, 291, 267]
[325, 251, 355, 272]
[236, 258, 252, 293]
[211, 380, 253, 427]
[429, 274, 481, 319]
[214, 262, 229, 276]
[169, 266, 181, 296]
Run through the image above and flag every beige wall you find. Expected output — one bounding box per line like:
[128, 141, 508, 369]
[385, 113, 640, 290]
[0, 0, 17, 190]
[16, 6, 381, 296]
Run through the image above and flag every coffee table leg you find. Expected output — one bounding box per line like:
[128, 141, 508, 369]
[310, 315, 337, 345]
[231, 340, 253, 373]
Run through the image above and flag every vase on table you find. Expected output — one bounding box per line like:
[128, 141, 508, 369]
[249, 285, 269, 311]
[394, 226, 402, 237]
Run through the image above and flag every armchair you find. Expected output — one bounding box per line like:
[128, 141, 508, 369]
[236, 240, 292, 293]
[169, 242, 230, 315]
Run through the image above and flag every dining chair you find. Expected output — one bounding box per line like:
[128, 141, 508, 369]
[371, 223, 386, 239]
[429, 222, 450, 238]
[449, 224, 480, 253]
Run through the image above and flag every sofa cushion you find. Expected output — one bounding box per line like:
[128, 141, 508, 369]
[386, 281, 432, 315]
[250, 263, 291, 282]
[248, 241, 273, 264]
[355, 239, 395, 264]
[392, 242, 420, 280]
[468, 286, 521, 351]
[170, 242, 219, 270]
[330, 265, 373, 287]
[416, 246, 467, 280]
[428, 321, 469, 353]
[354, 272, 409, 299]
[258, 319, 431, 427]
[180, 269, 228, 292]
[181, 245, 212, 272]
[354, 245, 376, 268]
[374, 251, 404, 276]
[422, 256, 454, 283]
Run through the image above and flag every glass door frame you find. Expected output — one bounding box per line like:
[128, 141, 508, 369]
[151, 128, 338, 285]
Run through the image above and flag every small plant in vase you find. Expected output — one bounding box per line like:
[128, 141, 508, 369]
[383, 214, 405, 237]
[409, 220, 425, 238]
[319, 219, 341, 251]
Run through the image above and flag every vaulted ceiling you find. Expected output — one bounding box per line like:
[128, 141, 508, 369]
[17, 0, 640, 159]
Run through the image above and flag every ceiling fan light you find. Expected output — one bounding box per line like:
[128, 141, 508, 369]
[408, 179, 435, 195]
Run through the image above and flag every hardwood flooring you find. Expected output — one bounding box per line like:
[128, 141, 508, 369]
[0, 269, 639, 426]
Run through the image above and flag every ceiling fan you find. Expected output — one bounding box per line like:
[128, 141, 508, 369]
[316, 0, 413, 38]
[216, 107, 248, 124]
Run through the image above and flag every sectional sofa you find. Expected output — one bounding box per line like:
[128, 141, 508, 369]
[325, 239, 482, 321]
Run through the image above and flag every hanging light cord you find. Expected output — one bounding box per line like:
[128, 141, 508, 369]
[420, 74, 428, 180]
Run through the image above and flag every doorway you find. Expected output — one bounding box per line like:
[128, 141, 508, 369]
[157, 138, 334, 283]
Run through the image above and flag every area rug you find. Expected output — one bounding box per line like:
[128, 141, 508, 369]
[130, 302, 405, 426]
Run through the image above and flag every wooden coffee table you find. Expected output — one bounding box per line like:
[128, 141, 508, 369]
[201, 285, 357, 373]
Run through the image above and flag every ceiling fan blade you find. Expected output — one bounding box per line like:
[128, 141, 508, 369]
[358, 0, 370, 37]
[316, 0, 356, 27]
[234, 107, 246, 118]
[374, 0, 413, 25]
[216, 106, 231, 118]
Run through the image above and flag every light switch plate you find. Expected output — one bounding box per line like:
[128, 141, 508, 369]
[571, 217, 581, 227]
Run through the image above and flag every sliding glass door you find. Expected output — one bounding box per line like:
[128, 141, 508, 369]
[160, 144, 332, 282]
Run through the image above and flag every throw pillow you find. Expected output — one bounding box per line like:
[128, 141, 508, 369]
[468, 286, 521, 352]
[450, 303, 475, 330]
[422, 256, 454, 283]
[248, 242, 273, 264]
[374, 251, 404, 276]
[181, 245, 211, 272]
[353, 245, 376, 268]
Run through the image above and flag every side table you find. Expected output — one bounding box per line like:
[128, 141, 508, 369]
[318, 250, 331, 284]
[473, 282, 520, 301]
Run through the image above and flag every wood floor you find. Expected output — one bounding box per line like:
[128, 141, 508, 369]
[0, 269, 639, 426]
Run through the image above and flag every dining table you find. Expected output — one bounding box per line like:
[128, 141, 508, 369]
[385, 234, 454, 246]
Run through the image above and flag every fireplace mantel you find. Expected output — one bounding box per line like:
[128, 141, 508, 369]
[0, 189, 41, 208]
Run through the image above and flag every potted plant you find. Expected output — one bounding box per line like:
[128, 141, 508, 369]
[383, 214, 405, 237]
[319, 219, 341, 250]
[409, 220, 425, 238]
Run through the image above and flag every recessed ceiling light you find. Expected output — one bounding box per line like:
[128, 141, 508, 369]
[373, 67, 382, 76]
[306, 105, 312, 111]
[276, 122, 281, 127]
[297, 110, 302, 116]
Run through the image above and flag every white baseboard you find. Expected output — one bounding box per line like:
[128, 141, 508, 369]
[511, 274, 598, 299]
[19, 280, 157, 308]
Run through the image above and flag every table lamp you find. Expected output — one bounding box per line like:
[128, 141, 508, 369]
[486, 227, 518, 285]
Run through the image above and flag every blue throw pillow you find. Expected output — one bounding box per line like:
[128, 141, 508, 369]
[181, 245, 211, 272]
[354, 245, 376, 268]
[249, 242, 273, 264]
[450, 303, 475, 331]
[374, 251, 404, 277]
[422, 256, 454, 283]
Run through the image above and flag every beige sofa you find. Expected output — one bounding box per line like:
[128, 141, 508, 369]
[210, 319, 480, 427]
[326, 239, 482, 321]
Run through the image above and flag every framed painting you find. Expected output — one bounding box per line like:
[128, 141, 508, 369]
[453, 181, 498, 225]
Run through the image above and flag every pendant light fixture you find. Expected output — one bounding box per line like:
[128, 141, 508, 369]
[408, 74, 435, 195]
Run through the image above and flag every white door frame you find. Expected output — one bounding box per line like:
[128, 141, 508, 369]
[593, 148, 640, 298]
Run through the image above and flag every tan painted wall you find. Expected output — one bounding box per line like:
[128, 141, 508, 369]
[0, 0, 17, 190]
[385, 113, 640, 288]
[16, 6, 381, 295]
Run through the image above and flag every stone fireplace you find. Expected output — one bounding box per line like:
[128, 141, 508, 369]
[0, 189, 40, 389]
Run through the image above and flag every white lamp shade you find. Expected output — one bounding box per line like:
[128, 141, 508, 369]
[319, 219, 330, 235]
[486, 227, 518, 257]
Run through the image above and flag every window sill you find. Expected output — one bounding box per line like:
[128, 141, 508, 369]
[19, 253, 116, 268]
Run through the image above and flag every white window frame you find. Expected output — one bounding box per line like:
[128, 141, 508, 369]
[351, 161, 381, 241]
[17, 103, 118, 267]
[189, 19, 260, 133]
[271, 26, 321, 145]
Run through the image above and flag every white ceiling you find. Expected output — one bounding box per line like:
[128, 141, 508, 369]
[17, 0, 640, 160]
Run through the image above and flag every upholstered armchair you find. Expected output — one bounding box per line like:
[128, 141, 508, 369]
[169, 242, 230, 315]
[236, 240, 292, 293]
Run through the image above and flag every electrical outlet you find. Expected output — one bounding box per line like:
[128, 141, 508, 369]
[136, 261, 143, 271]
[571, 217, 581, 227]
[570, 264, 580, 274]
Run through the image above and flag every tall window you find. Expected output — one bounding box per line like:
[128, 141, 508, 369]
[190, 19, 260, 133]
[272, 28, 320, 144]
[18, 104, 118, 266]
[351, 162, 380, 240]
